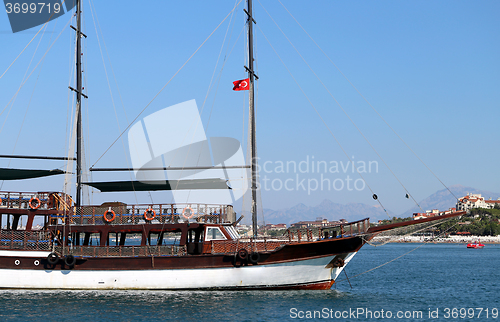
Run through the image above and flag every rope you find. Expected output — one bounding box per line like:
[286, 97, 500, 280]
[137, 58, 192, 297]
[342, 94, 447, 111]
[361, 218, 448, 247]
[0, 24, 50, 190]
[336, 219, 460, 283]
[90, 0, 243, 168]
[0, 21, 51, 81]
[88, 0, 138, 203]
[258, 0, 423, 213]
[177, 0, 242, 203]
[256, 24, 391, 218]
[276, 0, 458, 204]
[0, 15, 73, 120]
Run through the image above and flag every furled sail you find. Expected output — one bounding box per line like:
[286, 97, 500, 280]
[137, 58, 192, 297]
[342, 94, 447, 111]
[0, 168, 65, 180]
[84, 178, 230, 192]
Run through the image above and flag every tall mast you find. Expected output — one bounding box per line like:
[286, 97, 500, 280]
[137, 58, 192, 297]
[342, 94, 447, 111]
[75, 0, 83, 207]
[246, 0, 258, 237]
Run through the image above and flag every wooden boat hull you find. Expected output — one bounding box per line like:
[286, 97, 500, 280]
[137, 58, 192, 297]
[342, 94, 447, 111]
[0, 253, 357, 290]
[0, 237, 362, 290]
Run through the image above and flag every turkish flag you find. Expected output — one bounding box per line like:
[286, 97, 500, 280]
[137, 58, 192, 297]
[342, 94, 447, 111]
[233, 78, 250, 91]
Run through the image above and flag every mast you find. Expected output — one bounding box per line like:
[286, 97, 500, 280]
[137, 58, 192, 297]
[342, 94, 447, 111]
[245, 0, 258, 237]
[75, 0, 83, 207]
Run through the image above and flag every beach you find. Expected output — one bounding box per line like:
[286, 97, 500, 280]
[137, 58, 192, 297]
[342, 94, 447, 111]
[393, 235, 500, 244]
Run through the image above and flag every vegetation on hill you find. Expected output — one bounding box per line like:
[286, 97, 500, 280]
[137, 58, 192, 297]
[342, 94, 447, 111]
[374, 206, 500, 236]
[436, 207, 500, 236]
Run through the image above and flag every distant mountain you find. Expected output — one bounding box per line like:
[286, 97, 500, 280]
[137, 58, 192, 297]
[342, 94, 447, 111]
[244, 199, 395, 225]
[236, 185, 499, 226]
[401, 184, 500, 217]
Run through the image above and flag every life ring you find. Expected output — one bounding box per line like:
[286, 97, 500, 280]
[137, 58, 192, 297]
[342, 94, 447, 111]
[64, 255, 76, 268]
[47, 252, 59, 265]
[29, 197, 41, 209]
[103, 209, 116, 223]
[144, 208, 156, 221]
[333, 257, 345, 268]
[249, 252, 260, 264]
[237, 248, 248, 261]
[182, 207, 194, 220]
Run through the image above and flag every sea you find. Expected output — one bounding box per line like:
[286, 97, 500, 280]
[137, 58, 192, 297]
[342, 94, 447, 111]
[1, 243, 498, 321]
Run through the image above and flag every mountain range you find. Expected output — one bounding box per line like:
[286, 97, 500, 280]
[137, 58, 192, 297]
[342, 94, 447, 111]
[247, 185, 499, 225]
[401, 184, 500, 217]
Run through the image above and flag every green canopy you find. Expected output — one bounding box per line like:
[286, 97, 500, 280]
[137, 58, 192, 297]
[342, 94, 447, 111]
[84, 178, 230, 192]
[0, 168, 65, 180]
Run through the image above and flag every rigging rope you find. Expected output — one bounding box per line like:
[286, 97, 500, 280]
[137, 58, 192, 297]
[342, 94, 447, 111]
[179, 0, 241, 204]
[88, 0, 138, 203]
[336, 218, 461, 283]
[258, 0, 424, 213]
[90, 0, 243, 169]
[0, 15, 73, 120]
[256, 24, 391, 218]
[0, 24, 51, 190]
[276, 0, 459, 204]
[0, 21, 51, 81]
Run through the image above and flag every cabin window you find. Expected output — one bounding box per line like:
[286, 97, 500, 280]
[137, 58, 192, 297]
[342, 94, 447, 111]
[162, 231, 183, 246]
[205, 227, 227, 241]
[79, 233, 101, 246]
[149, 232, 183, 246]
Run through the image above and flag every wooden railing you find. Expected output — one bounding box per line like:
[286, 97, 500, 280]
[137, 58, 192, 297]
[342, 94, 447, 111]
[57, 245, 187, 257]
[286, 218, 370, 242]
[69, 203, 233, 226]
[0, 230, 51, 251]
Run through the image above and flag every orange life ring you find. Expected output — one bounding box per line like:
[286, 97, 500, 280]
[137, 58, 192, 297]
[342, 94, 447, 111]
[103, 209, 116, 223]
[144, 208, 156, 221]
[182, 207, 194, 219]
[29, 197, 41, 210]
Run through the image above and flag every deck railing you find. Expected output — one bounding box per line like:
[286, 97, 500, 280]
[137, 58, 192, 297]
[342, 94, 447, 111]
[0, 230, 187, 257]
[211, 237, 290, 254]
[286, 218, 370, 242]
[0, 192, 51, 210]
[68, 203, 233, 226]
[0, 191, 73, 211]
[0, 230, 51, 251]
[56, 245, 187, 258]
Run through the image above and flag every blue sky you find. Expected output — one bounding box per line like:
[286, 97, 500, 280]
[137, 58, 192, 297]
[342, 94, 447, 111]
[0, 0, 499, 216]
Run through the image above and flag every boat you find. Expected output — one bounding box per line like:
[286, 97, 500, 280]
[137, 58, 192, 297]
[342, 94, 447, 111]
[467, 241, 485, 249]
[0, 0, 466, 290]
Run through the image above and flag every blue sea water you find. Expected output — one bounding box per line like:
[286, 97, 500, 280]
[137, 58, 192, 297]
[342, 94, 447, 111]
[1, 243, 498, 321]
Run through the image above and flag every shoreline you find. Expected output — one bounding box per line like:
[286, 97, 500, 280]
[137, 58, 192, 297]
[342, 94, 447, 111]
[388, 235, 500, 244]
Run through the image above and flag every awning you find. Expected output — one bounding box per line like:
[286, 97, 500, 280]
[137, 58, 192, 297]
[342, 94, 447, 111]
[0, 168, 65, 180]
[83, 178, 230, 192]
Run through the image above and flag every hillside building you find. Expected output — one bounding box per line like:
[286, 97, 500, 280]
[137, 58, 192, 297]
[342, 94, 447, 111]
[456, 194, 500, 212]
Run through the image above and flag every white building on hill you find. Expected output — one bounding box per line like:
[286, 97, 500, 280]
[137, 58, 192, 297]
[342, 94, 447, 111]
[456, 193, 500, 212]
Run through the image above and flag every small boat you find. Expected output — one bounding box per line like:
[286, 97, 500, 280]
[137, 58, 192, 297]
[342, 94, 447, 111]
[467, 241, 485, 249]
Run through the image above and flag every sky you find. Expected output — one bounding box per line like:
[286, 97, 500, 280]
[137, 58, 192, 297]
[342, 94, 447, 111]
[0, 0, 499, 217]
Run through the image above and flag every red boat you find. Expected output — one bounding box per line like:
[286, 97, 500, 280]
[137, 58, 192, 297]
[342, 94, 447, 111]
[467, 241, 485, 249]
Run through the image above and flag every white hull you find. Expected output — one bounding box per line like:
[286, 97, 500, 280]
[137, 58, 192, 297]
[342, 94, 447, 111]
[0, 253, 357, 290]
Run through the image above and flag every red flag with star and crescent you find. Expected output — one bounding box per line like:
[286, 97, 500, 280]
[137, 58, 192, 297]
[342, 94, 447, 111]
[233, 78, 250, 91]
